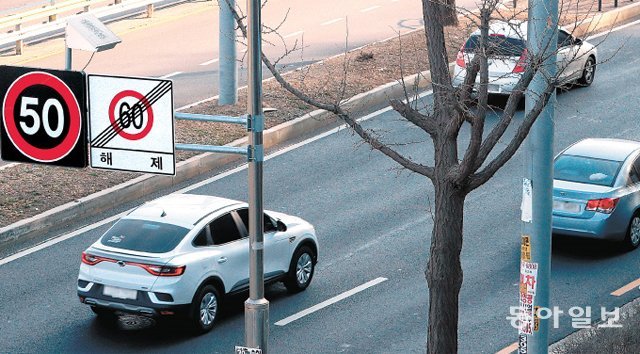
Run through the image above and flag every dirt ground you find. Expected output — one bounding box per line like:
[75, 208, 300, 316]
[0, 0, 631, 227]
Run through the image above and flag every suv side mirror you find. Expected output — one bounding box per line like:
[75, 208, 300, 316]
[277, 220, 287, 232]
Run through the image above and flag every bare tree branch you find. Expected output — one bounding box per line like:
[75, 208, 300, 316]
[466, 80, 556, 191]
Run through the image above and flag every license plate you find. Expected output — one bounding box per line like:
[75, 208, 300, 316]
[553, 200, 580, 213]
[103, 285, 137, 300]
[488, 84, 500, 93]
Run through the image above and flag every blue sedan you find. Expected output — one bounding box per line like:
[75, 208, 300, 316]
[552, 138, 640, 249]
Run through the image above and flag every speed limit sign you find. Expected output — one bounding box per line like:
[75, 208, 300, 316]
[0, 66, 87, 167]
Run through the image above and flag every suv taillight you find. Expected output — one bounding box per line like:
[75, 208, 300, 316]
[81, 252, 185, 276]
[128, 262, 186, 277]
[585, 198, 619, 214]
[512, 48, 528, 73]
[456, 45, 466, 68]
[81, 252, 114, 265]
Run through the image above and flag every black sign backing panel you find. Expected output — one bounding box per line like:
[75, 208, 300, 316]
[0, 65, 87, 168]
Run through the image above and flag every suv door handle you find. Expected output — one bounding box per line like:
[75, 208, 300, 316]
[217, 257, 228, 264]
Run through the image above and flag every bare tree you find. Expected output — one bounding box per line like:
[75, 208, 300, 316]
[228, 0, 606, 352]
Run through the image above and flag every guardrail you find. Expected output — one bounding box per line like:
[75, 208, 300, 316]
[0, 0, 188, 55]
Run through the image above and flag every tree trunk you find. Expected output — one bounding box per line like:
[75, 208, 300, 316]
[426, 163, 465, 353]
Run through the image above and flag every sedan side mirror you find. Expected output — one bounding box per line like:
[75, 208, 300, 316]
[277, 220, 287, 232]
[573, 37, 582, 46]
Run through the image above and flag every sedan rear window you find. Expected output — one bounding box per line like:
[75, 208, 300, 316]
[554, 155, 622, 187]
[100, 219, 190, 253]
[464, 35, 525, 57]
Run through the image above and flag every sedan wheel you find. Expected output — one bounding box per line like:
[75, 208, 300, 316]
[285, 246, 315, 293]
[191, 285, 220, 334]
[578, 56, 596, 86]
[626, 215, 640, 250]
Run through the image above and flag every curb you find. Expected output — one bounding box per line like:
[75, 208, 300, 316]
[550, 297, 640, 353]
[1, 1, 638, 247]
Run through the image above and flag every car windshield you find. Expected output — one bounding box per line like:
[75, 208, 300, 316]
[554, 155, 622, 187]
[100, 219, 190, 253]
[464, 35, 525, 57]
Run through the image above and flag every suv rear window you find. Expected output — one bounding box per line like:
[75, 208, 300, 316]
[554, 155, 622, 187]
[100, 219, 190, 253]
[464, 35, 525, 57]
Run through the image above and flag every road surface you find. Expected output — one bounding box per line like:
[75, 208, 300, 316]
[0, 20, 639, 353]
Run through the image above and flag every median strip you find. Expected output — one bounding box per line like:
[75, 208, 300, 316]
[275, 277, 388, 326]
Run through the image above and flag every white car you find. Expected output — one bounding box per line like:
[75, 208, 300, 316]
[452, 21, 597, 94]
[77, 194, 319, 333]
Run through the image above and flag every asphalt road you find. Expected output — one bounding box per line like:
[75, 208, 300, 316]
[1, 18, 640, 354]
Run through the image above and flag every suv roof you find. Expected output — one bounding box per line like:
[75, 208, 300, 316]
[126, 194, 244, 227]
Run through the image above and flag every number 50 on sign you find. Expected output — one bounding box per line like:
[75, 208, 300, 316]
[0, 66, 87, 167]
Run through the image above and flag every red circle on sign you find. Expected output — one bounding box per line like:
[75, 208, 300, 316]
[108, 90, 154, 141]
[2, 71, 82, 162]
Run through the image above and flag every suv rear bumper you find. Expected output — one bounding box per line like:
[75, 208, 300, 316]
[78, 282, 190, 317]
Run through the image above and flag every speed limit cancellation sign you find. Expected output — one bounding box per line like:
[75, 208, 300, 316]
[88, 74, 175, 175]
[0, 66, 87, 167]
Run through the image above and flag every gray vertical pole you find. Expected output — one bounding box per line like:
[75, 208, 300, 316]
[521, 0, 557, 351]
[245, 0, 268, 352]
[219, 0, 238, 105]
[65, 46, 72, 70]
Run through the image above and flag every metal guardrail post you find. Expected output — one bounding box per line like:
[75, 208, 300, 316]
[598, 0, 602, 11]
[15, 24, 23, 55]
[114, 0, 122, 4]
[615, 0, 619, 7]
[147, 4, 154, 17]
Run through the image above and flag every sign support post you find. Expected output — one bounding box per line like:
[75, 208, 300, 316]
[245, 0, 268, 351]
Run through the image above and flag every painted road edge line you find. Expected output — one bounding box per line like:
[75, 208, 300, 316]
[274, 277, 388, 326]
[321, 18, 344, 26]
[611, 277, 640, 296]
[361, 5, 381, 13]
[495, 341, 518, 354]
[283, 30, 304, 39]
[200, 58, 219, 66]
[159, 71, 182, 79]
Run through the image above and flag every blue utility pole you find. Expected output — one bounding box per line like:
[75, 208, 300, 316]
[520, 0, 557, 352]
[219, 0, 237, 105]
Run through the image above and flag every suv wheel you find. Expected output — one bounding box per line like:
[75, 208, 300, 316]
[191, 285, 220, 334]
[284, 246, 315, 293]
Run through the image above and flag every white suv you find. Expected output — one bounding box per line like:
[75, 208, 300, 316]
[77, 193, 319, 333]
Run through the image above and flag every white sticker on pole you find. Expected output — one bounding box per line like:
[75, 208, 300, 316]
[521, 178, 533, 222]
[88, 74, 175, 175]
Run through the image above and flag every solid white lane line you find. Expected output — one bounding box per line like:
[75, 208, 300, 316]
[361, 5, 381, 12]
[200, 58, 220, 66]
[275, 277, 388, 326]
[321, 18, 344, 26]
[159, 71, 182, 79]
[284, 30, 304, 39]
[0, 212, 126, 267]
